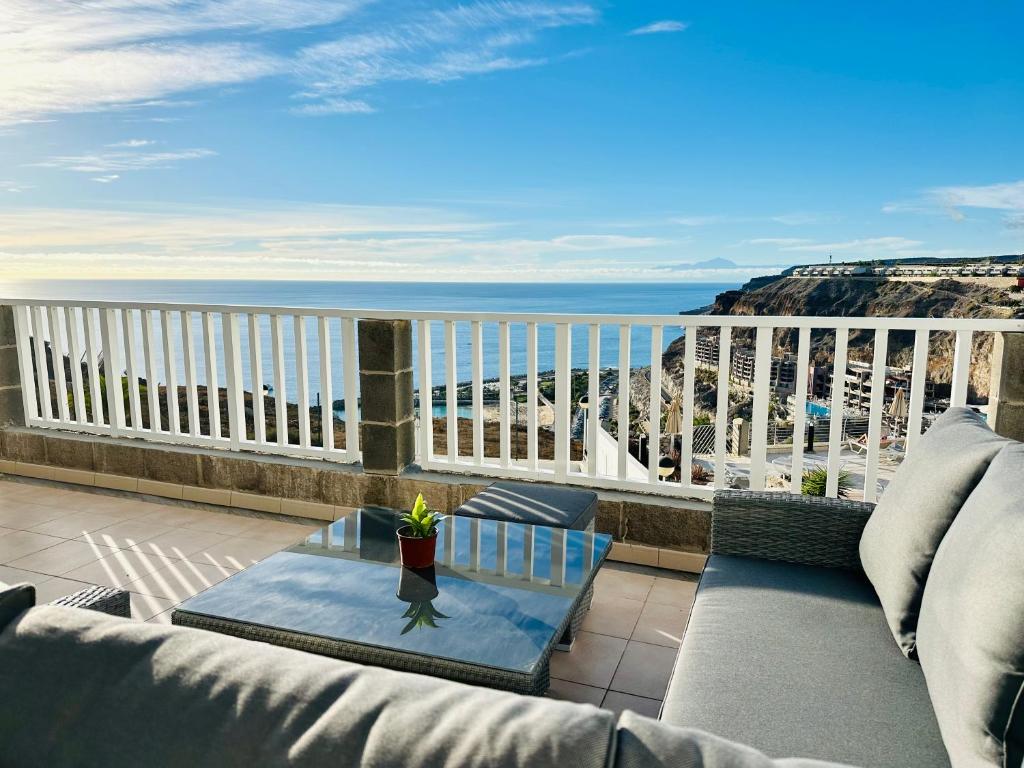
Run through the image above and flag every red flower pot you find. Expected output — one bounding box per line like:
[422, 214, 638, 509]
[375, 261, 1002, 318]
[397, 526, 438, 569]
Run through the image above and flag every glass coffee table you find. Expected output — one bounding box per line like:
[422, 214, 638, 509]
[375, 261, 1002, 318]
[173, 507, 612, 695]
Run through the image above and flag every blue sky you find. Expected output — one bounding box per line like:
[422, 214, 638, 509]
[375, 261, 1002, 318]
[1, 1, 1022, 282]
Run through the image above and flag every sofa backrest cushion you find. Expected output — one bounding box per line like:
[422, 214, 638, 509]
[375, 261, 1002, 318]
[916, 444, 1024, 768]
[0, 581, 34, 634]
[0, 605, 615, 768]
[859, 407, 1007, 658]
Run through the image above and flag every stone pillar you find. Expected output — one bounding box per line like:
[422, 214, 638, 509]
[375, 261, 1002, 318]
[990, 332, 1024, 441]
[0, 306, 26, 427]
[357, 319, 415, 474]
[730, 418, 750, 457]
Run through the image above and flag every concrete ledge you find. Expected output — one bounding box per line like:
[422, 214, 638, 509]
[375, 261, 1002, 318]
[137, 479, 184, 500]
[0, 427, 713, 565]
[95, 472, 138, 492]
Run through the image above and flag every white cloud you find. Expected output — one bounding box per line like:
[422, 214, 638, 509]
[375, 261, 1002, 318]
[34, 148, 216, 173]
[672, 215, 726, 227]
[930, 180, 1024, 211]
[0, 0, 598, 125]
[0, 180, 31, 193]
[884, 180, 1024, 225]
[107, 139, 156, 148]
[0, 202, 729, 281]
[673, 211, 826, 228]
[291, 3, 598, 114]
[780, 236, 923, 253]
[744, 237, 814, 247]
[629, 20, 688, 36]
[91, 175, 120, 184]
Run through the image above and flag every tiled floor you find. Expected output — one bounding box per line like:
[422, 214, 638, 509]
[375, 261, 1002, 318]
[0, 477, 698, 718]
[547, 563, 696, 715]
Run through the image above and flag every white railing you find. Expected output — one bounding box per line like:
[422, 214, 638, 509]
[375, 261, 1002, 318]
[8, 298, 1024, 501]
[10, 301, 361, 463]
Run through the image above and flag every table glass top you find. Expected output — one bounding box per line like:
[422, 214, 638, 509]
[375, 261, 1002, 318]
[177, 507, 611, 674]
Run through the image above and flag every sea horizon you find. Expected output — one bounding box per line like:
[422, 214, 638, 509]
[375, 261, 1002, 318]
[0, 280, 742, 411]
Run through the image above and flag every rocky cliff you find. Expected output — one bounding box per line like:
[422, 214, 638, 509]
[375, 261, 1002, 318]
[671, 277, 1023, 400]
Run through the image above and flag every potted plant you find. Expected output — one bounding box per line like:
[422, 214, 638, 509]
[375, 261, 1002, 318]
[397, 493, 442, 569]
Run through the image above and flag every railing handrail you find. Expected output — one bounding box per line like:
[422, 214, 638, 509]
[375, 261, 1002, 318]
[3, 298, 1024, 333]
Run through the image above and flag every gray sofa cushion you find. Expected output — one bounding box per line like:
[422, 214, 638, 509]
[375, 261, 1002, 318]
[859, 407, 1007, 658]
[0, 581, 34, 633]
[615, 712, 857, 767]
[0, 605, 615, 768]
[663, 554, 949, 768]
[917, 444, 1024, 768]
[456, 481, 598, 530]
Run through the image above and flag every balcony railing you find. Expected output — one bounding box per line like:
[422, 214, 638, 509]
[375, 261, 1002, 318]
[6, 298, 1024, 501]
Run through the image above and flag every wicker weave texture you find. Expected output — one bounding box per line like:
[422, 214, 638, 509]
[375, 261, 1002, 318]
[711, 490, 874, 570]
[51, 586, 131, 617]
[172, 612, 549, 695]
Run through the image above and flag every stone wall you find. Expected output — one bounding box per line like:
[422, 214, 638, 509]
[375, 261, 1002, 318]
[0, 427, 711, 564]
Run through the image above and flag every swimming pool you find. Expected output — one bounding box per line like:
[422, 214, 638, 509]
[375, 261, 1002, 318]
[806, 401, 831, 418]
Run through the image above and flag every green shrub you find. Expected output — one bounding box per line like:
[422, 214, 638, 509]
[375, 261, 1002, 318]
[801, 466, 853, 498]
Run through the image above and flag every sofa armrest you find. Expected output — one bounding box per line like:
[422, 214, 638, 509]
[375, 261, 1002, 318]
[50, 586, 131, 618]
[711, 490, 874, 570]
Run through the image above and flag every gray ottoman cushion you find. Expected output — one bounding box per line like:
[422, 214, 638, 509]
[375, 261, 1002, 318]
[456, 481, 597, 530]
[663, 555, 948, 768]
[0, 605, 616, 768]
[859, 407, 1007, 658]
[917, 444, 1024, 768]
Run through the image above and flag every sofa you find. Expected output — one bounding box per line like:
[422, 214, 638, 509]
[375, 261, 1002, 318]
[0, 407, 1019, 768]
[0, 591, 848, 768]
[664, 407, 1023, 768]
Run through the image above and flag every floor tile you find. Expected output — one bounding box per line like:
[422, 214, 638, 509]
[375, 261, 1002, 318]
[608, 641, 677, 700]
[185, 536, 285, 570]
[124, 559, 235, 602]
[646, 577, 698, 608]
[580, 594, 644, 639]
[0, 503, 68, 531]
[66, 495, 150, 517]
[29, 512, 124, 539]
[550, 631, 627, 690]
[601, 691, 662, 719]
[128, 527, 231, 559]
[594, 568, 655, 602]
[0, 564, 52, 586]
[242, 519, 320, 544]
[80, 520, 175, 549]
[0, 481, 40, 500]
[631, 602, 687, 648]
[129, 592, 177, 621]
[7, 539, 119, 577]
[139, 506, 218, 528]
[33, 577, 96, 603]
[63, 548, 180, 588]
[0, 530, 66, 564]
[547, 678, 606, 707]
[184, 511, 264, 536]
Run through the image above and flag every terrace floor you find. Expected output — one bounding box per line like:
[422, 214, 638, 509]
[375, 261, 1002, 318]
[0, 478, 695, 716]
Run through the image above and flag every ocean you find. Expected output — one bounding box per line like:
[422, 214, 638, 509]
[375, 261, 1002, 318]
[0, 280, 738, 413]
